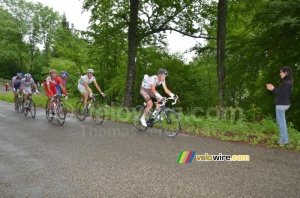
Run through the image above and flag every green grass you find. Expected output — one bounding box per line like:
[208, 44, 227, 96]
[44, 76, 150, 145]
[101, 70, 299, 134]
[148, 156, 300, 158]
[1, 91, 300, 152]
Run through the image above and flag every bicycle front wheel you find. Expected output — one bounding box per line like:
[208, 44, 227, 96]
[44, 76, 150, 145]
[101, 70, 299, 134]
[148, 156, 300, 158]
[133, 105, 149, 131]
[24, 102, 29, 116]
[56, 102, 66, 126]
[160, 108, 181, 137]
[91, 103, 104, 125]
[30, 100, 36, 118]
[45, 99, 53, 122]
[75, 101, 86, 121]
[17, 98, 23, 113]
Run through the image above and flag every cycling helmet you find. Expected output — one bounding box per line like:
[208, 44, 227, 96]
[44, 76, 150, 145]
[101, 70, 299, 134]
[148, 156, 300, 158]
[158, 68, 168, 76]
[17, 72, 23, 78]
[49, 69, 57, 75]
[61, 71, 69, 77]
[24, 73, 31, 78]
[87, 68, 94, 74]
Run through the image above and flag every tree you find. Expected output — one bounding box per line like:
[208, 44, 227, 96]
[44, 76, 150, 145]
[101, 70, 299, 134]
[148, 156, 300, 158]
[83, 0, 213, 107]
[216, 0, 227, 109]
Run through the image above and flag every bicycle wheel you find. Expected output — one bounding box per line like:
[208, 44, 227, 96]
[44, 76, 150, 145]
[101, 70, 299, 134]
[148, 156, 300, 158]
[133, 105, 149, 131]
[45, 99, 53, 122]
[17, 98, 23, 113]
[56, 102, 66, 126]
[91, 103, 104, 125]
[29, 100, 36, 118]
[160, 108, 181, 137]
[23, 102, 28, 116]
[75, 101, 85, 121]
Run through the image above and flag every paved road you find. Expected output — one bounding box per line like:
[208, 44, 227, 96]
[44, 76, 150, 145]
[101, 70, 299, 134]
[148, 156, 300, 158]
[0, 100, 299, 197]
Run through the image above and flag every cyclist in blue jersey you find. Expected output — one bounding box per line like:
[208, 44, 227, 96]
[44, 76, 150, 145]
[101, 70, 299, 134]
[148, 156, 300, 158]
[56, 71, 69, 94]
[11, 72, 23, 109]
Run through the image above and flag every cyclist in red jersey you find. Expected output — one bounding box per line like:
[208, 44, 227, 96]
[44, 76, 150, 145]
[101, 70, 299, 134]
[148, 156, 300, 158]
[44, 69, 66, 117]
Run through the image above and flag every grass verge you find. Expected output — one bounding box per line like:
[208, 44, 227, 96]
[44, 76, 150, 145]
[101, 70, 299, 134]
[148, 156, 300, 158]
[1, 91, 299, 152]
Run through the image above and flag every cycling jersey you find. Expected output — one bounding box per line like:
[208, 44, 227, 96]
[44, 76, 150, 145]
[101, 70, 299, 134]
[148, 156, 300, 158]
[21, 78, 35, 94]
[141, 75, 166, 89]
[56, 77, 67, 94]
[78, 75, 96, 85]
[12, 76, 22, 90]
[78, 75, 96, 94]
[44, 76, 62, 96]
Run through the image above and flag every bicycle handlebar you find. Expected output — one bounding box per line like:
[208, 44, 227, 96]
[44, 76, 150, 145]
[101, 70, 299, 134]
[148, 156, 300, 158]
[53, 94, 68, 100]
[161, 97, 178, 106]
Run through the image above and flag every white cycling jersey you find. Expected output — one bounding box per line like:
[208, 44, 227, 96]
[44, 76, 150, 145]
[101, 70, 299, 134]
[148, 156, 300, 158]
[78, 75, 96, 93]
[141, 75, 166, 89]
[21, 78, 35, 94]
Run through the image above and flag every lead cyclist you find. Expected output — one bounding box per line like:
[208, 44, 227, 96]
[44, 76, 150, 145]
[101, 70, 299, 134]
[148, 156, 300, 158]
[139, 68, 179, 127]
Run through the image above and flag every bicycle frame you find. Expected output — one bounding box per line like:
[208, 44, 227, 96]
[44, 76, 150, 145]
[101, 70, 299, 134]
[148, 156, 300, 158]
[146, 97, 176, 125]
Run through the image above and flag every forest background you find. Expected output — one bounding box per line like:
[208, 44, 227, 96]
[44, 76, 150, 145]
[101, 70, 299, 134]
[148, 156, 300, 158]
[0, 0, 299, 137]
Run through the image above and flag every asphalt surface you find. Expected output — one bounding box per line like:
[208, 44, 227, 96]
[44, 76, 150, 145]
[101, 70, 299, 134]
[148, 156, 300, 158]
[0, 100, 299, 197]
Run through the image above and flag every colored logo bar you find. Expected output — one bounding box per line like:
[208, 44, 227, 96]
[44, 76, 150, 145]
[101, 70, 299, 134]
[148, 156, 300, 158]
[177, 151, 196, 164]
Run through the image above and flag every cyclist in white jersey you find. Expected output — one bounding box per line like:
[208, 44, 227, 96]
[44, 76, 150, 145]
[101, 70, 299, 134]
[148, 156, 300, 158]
[21, 74, 38, 107]
[140, 68, 178, 127]
[78, 68, 106, 116]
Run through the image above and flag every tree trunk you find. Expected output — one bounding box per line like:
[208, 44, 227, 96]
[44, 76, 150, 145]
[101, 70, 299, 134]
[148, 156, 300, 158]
[217, 0, 227, 109]
[124, 0, 139, 107]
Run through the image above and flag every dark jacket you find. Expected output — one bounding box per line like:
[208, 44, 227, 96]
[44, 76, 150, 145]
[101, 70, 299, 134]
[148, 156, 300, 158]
[272, 79, 293, 105]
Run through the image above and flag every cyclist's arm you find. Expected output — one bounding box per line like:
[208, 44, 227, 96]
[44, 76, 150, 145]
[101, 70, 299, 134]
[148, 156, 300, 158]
[59, 83, 66, 94]
[93, 81, 104, 94]
[151, 84, 163, 99]
[20, 83, 24, 91]
[32, 83, 38, 92]
[162, 83, 177, 98]
[162, 84, 172, 95]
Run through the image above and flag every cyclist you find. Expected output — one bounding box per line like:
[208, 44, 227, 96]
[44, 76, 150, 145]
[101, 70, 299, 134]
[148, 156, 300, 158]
[21, 74, 39, 108]
[44, 69, 66, 118]
[78, 68, 106, 116]
[56, 71, 69, 94]
[11, 72, 23, 109]
[139, 68, 178, 127]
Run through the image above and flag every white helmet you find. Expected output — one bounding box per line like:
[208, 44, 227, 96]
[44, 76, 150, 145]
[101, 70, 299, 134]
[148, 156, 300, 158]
[87, 68, 94, 74]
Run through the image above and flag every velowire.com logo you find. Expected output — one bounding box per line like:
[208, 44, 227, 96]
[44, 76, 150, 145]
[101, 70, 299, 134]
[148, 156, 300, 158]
[177, 151, 250, 164]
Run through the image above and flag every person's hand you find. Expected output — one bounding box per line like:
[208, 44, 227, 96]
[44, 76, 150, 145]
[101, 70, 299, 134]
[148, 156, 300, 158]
[173, 94, 179, 100]
[35, 90, 39, 94]
[266, 84, 274, 91]
[101, 92, 106, 97]
[13, 88, 16, 92]
[89, 93, 93, 97]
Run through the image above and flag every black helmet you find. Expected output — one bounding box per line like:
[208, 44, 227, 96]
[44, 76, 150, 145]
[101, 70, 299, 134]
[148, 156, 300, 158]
[158, 68, 168, 76]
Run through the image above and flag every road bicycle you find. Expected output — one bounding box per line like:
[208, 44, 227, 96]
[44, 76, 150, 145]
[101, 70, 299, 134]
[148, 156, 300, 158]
[23, 93, 36, 118]
[133, 97, 181, 137]
[45, 94, 68, 126]
[75, 94, 105, 125]
[15, 89, 24, 113]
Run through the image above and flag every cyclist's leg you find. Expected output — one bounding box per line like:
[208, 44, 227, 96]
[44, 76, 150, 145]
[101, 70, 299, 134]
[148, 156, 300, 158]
[78, 85, 90, 108]
[13, 90, 18, 104]
[82, 93, 88, 108]
[140, 87, 154, 126]
[140, 87, 154, 116]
